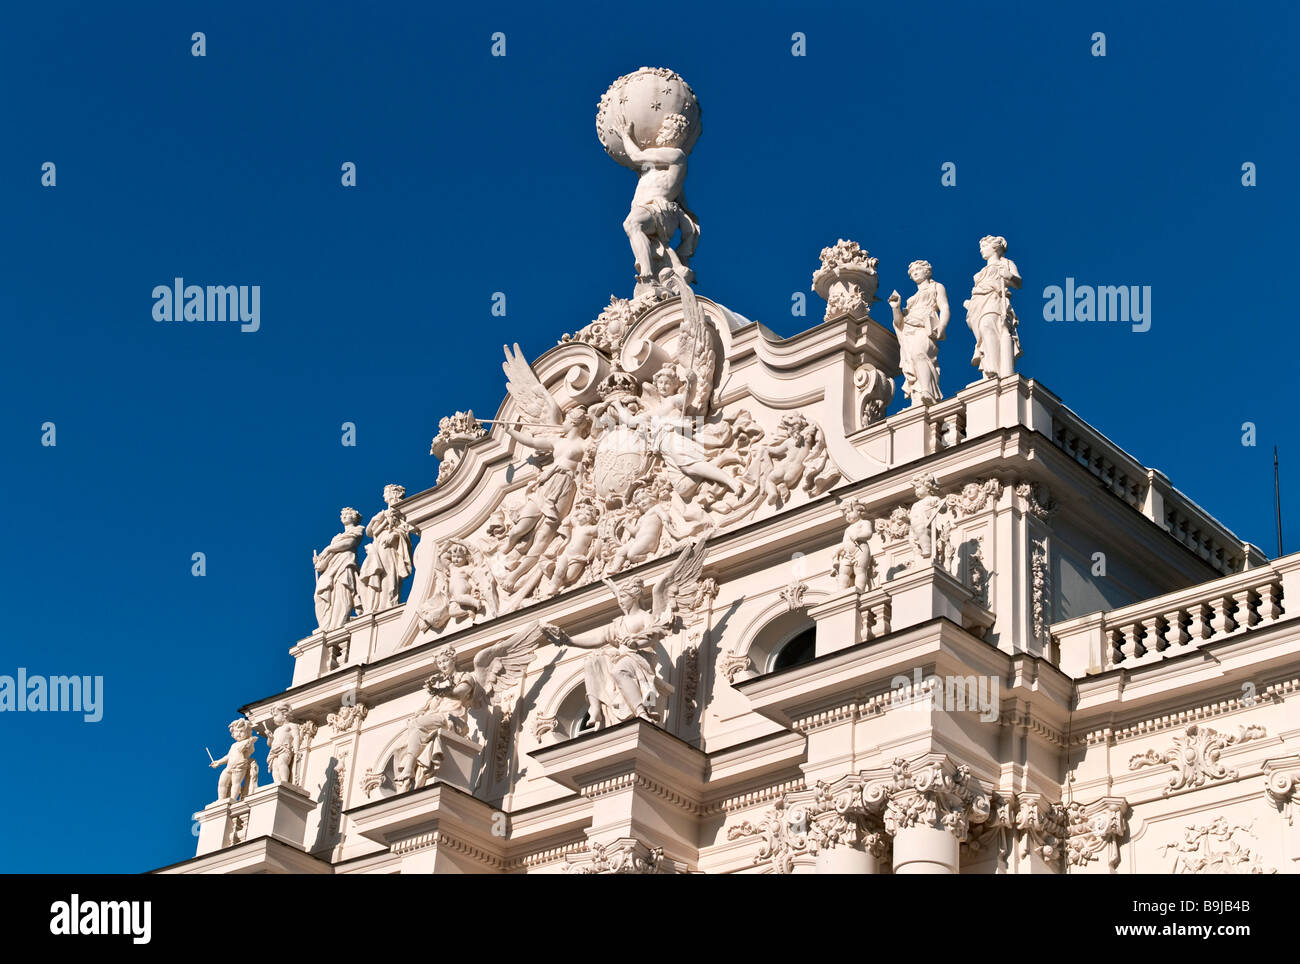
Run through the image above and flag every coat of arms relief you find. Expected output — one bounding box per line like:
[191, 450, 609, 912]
[413, 279, 841, 643]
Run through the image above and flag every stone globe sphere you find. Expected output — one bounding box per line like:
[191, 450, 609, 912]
[596, 67, 702, 171]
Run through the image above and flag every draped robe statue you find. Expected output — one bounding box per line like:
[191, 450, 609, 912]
[889, 259, 950, 407]
[964, 235, 1021, 379]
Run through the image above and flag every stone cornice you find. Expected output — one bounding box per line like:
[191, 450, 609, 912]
[1076, 671, 1300, 747]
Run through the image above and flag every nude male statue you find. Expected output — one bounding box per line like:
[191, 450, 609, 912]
[614, 113, 700, 285]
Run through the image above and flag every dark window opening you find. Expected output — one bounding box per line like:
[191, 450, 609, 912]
[772, 627, 816, 671]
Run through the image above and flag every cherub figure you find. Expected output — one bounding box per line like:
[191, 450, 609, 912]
[260, 703, 304, 786]
[359, 484, 416, 614]
[394, 622, 559, 791]
[832, 499, 874, 592]
[561, 537, 708, 728]
[313, 508, 364, 631]
[211, 718, 259, 802]
[613, 112, 700, 285]
[907, 473, 953, 568]
[417, 540, 495, 635]
[751, 414, 839, 507]
[545, 499, 603, 595]
[608, 363, 741, 497]
[608, 480, 693, 572]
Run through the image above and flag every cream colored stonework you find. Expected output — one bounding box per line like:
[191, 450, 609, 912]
[165, 70, 1293, 876]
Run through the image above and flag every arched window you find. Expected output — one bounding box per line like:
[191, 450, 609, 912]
[742, 610, 817, 676]
[771, 626, 817, 671]
[554, 683, 597, 740]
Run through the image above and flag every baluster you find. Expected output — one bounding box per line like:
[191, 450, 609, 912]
[1232, 588, 1258, 629]
[1186, 602, 1213, 641]
[1210, 594, 1237, 637]
[1142, 615, 1165, 654]
[1163, 608, 1190, 647]
[1106, 629, 1123, 669]
[1258, 581, 1283, 622]
[1118, 622, 1142, 662]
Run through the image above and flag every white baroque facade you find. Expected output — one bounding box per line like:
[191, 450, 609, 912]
[163, 69, 1298, 876]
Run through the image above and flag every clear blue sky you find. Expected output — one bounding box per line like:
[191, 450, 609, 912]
[1, 1, 1296, 872]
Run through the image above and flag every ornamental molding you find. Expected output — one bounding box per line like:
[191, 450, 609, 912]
[578, 772, 706, 816]
[1262, 756, 1300, 823]
[1014, 481, 1058, 520]
[725, 784, 888, 875]
[1064, 797, 1129, 871]
[400, 317, 842, 650]
[532, 714, 559, 742]
[679, 636, 702, 724]
[967, 795, 1076, 878]
[506, 837, 589, 872]
[1030, 535, 1051, 645]
[996, 708, 1067, 748]
[326, 701, 369, 734]
[779, 579, 809, 612]
[1080, 681, 1293, 747]
[720, 647, 753, 684]
[715, 778, 807, 815]
[1127, 723, 1267, 794]
[390, 829, 507, 871]
[848, 475, 1008, 587]
[430, 411, 488, 486]
[563, 837, 682, 874]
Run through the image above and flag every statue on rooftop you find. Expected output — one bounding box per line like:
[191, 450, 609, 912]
[359, 484, 416, 614]
[889, 260, 950, 407]
[964, 235, 1022, 379]
[210, 718, 259, 802]
[597, 68, 703, 295]
[313, 508, 364, 631]
[259, 702, 306, 787]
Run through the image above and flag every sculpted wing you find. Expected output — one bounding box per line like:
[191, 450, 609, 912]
[652, 536, 709, 619]
[471, 620, 557, 704]
[502, 343, 563, 428]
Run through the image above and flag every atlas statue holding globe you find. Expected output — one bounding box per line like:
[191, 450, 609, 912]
[597, 67, 703, 295]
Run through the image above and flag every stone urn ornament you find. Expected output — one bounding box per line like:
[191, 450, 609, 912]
[813, 239, 880, 322]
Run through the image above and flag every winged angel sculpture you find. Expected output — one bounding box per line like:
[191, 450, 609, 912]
[497, 344, 592, 594]
[559, 536, 709, 728]
[394, 619, 561, 792]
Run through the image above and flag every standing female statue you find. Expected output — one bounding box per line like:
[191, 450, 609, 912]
[313, 508, 364, 630]
[888, 259, 950, 407]
[964, 236, 1022, 379]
